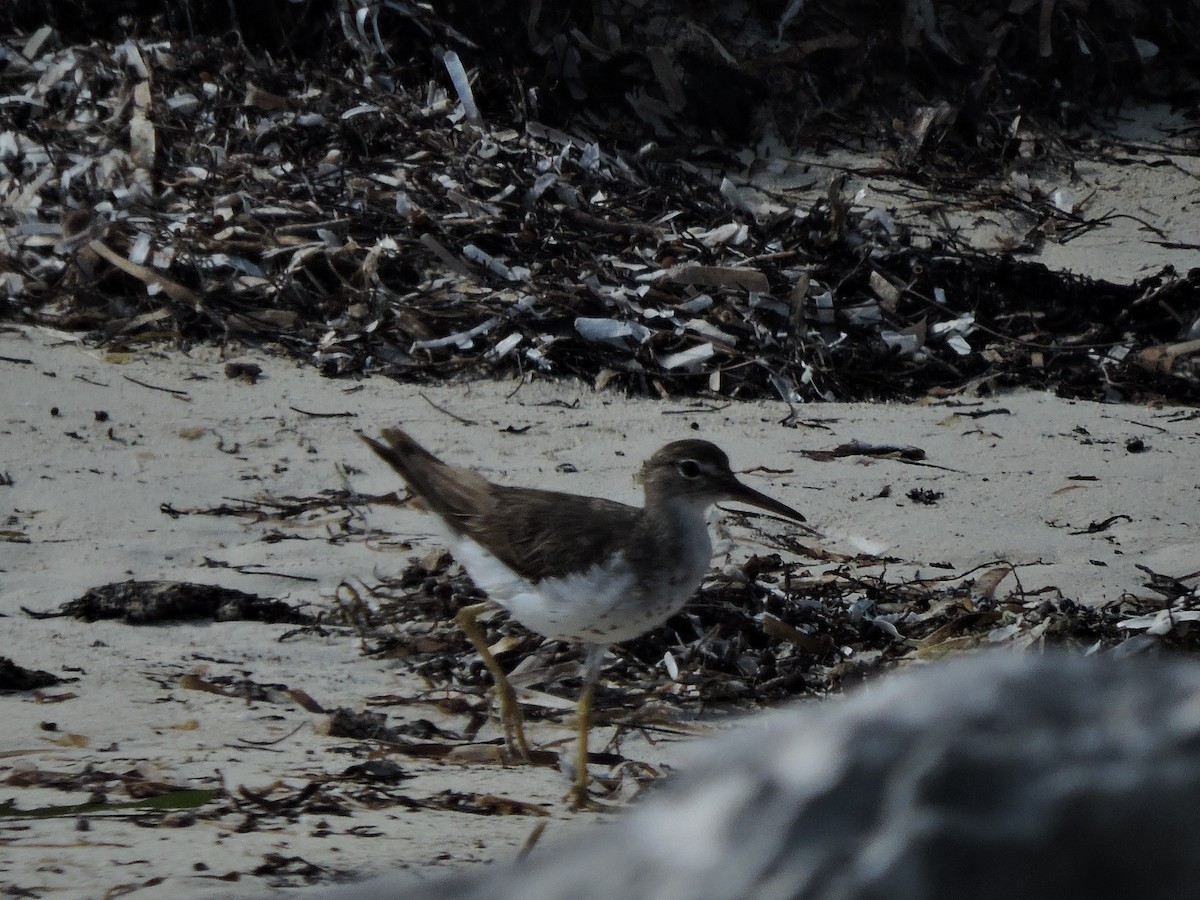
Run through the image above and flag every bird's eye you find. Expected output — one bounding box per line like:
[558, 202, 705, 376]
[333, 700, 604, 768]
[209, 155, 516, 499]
[678, 459, 702, 478]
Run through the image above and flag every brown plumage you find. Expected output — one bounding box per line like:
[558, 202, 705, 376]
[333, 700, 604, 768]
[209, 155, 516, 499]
[361, 428, 643, 583]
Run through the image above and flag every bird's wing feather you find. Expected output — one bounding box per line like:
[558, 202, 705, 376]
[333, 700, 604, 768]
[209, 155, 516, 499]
[471, 486, 639, 582]
[361, 428, 642, 581]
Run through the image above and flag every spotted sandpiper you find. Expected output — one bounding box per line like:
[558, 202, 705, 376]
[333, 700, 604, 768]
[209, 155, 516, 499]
[360, 427, 807, 807]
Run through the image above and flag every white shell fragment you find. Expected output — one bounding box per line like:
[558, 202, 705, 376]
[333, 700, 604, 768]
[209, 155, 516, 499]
[410, 317, 500, 351]
[486, 332, 524, 360]
[442, 51, 481, 125]
[463, 244, 528, 281]
[662, 651, 680, 681]
[575, 317, 651, 346]
[1051, 188, 1076, 213]
[656, 342, 714, 371]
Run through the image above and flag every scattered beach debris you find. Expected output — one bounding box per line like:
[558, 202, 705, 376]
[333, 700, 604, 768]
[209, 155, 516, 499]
[307, 549, 1200, 807]
[0, 656, 66, 691]
[22, 580, 313, 624]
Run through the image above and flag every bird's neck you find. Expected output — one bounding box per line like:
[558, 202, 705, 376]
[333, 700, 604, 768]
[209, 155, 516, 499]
[630, 491, 716, 595]
[637, 489, 714, 552]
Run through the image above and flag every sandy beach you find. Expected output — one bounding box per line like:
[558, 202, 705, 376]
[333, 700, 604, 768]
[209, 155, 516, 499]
[2, 319, 1197, 897]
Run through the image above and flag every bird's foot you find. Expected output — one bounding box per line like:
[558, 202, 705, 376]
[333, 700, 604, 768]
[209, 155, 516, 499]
[493, 678, 533, 763]
[562, 780, 616, 812]
[566, 782, 595, 811]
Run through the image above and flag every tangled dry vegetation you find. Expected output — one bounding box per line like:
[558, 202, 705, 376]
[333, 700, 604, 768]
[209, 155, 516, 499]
[332, 540, 1200, 723]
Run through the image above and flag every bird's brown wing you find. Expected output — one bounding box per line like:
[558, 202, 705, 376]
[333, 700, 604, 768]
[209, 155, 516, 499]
[474, 486, 639, 582]
[361, 428, 641, 581]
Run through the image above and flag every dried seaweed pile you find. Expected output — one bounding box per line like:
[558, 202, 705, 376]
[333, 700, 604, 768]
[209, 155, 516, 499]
[3, 12, 1199, 404]
[334, 548, 1200, 728]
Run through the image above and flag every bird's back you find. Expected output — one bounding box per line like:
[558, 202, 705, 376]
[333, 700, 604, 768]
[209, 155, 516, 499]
[477, 485, 641, 583]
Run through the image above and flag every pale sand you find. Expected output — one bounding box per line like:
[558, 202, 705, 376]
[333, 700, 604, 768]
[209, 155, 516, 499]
[1, 323, 1196, 898]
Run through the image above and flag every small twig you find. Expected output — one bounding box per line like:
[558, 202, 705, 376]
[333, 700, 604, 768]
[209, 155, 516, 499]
[1119, 417, 1169, 434]
[231, 566, 321, 583]
[1070, 514, 1132, 535]
[236, 720, 308, 747]
[662, 402, 729, 414]
[289, 406, 357, 419]
[419, 392, 476, 425]
[122, 374, 191, 399]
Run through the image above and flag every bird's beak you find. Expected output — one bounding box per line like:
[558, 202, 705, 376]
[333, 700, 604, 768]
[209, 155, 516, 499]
[724, 478, 807, 523]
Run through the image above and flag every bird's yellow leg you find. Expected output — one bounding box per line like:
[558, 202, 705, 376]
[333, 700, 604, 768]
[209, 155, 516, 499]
[567, 644, 607, 810]
[455, 602, 531, 762]
[569, 676, 595, 809]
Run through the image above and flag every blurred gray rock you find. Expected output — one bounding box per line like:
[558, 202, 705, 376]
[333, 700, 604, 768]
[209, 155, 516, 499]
[336, 652, 1200, 900]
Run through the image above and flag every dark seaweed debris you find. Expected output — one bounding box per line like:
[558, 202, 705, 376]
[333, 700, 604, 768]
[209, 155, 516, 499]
[22, 580, 314, 624]
[0, 656, 66, 691]
[332, 553, 1200, 722]
[2, 5, 1198, 404]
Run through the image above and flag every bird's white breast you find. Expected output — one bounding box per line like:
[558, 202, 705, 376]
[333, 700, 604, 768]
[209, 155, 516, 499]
[447, 508, 713, 645]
